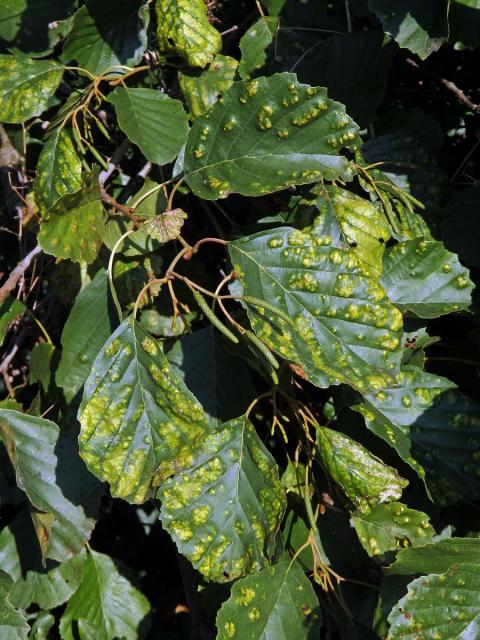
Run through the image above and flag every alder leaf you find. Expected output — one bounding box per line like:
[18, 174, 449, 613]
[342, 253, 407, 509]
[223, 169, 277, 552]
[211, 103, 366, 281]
[107, 88, 189, 165]
[215, 559, 321, 639]
[450, 0, 480, 46]
[59, 549, 151, 640]
[316, 426, 408, 512]
[351, 502, 434, 557]
[311, 185, 391, 277]
[0, 410, 101, 563]
[179, 55, 239, 118]
[381, 239, 473, 318]
[387, 564, 480, 640]
[0, 54, 63, 123]
[387, 537, 480, 576]
[0, 509, 86, 610]
[56, 270, 117, 402]
[0, 296, 25, 346]
[78, 316, 209, 503]
[38, 169, 105, 264]
[61, 0, 148, 76]
[29, 343, 55, 392]
[369, 0, 447, 60]
[0, 571, 29, 640]
[229, 218, 403, 394]
[238, 16, 278, 79]
[184, 72, 360, 200]
[34, 128, 82, 214]
[158, 415, 286, 582]
[356, 366, 480, 504]
[155, 0, 221, 68]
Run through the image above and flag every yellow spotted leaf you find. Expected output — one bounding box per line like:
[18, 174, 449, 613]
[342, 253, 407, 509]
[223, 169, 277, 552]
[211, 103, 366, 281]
[156, 0, 221, 68]
[78, 316, 209, 503]
[158, 415, 286, 582]
[229, 216, 403, 394]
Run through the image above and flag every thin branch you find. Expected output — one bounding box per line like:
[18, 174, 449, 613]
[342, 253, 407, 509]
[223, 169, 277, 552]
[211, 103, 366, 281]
[0, 245, 42, 303]
[98, 138, 130, 186]
[406, 57, 480, 113]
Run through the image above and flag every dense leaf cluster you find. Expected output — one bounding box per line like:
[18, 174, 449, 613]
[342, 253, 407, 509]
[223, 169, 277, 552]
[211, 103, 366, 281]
[1, 1, 480, 638]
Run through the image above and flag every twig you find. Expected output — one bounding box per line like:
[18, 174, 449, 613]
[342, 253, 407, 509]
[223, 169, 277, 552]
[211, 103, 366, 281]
[101, 189, 140, 226]
[0, 245, 42, 303]
[98, 138, 130, 186]
[406, 57, 480, 113]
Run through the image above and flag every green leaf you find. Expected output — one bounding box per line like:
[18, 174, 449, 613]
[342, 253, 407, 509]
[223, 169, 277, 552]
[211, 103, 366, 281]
[0, 410, 101, 563]
[166, 325, 256, 425]
[450, 0, 480, 46]
[159, 415, 285, 582]
[61, 0, 148, 76]
[78, 316, 209, 503]
[312, 31, 395, 126]
[215, 559, 321, 639]
[56, 270, 116, 402]
[34, 128, 82, 214]
[179, 55, 239, 118]
[0, 296, 25, 346]
[0, 0, 75, 56]
[356, 366, 480, 504]
[107, 88, 189, 165]
[229, 218, 403, 394]
[0, 571, 29, 640]
[184, 72, 360, 200]
[387, 563, 480, 640]
[351, 502, 434, 557]
[369, 0, 447, 59]
[387, 537, 480, 575]
[381, 239, 473, 318]
[316, 426, 408, 512]
[29, 343, 55, 392]
[0, 509, 86, 610]
[311, 185, 391, 277]
[59, 549, 151, 640]
[238, 16, 278, 79]
[261, 0, 285, 16]
[0, 54, 63, 123]
[29, 612, 54, 640]
[155, 0, 221, 68]
[38, 169, 105, 264]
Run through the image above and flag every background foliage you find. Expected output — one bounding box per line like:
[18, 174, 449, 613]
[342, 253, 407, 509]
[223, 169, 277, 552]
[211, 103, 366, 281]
[1, 0, 480, 638]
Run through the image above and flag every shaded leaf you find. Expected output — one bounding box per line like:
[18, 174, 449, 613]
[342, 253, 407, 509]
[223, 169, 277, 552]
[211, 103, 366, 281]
[78, 316, 209, 503]
[29, 612, 54, 640]
[381, 239, 473, 318]
[0, 0, 75, 57]
[261, 0, 285, 15]
[369, 0, 447, 59]
[179, 55, 239, 118]
[34, 128, 82, 214]
[184, 72, 360, 200]
[29, 343, 55, 392]
[38, 169, 105, 264]
[450, 0, 480, 47]
[0, 410, 101, 562]
[61, 0, 148, 76]
[312, 185, 391, 277]
[229, 218, 403, 394]
[107, 88, 189, 165]
[351, 502, 434, 557]
[59, 549, 151, 640]
[0, 509, 85, 610]
[238, 16, 278, 79]
[312, 31, 395, 126]
[387, 537, 480, 575]
[316, 426, 408, 512]
[439, 186, 480, 268]
[56, 270, 116, 402]
[0, 296, 25, 346]
[387, 563, 480, 640]
[0, 54, 63, 123]
[166, 325, 256, 425]
[159, 415, 285, 582]
[0, 571, 29, 640]
[155, 0, 221, 68]
[356, 366, 480, 504]
[215, 559, 321, 639]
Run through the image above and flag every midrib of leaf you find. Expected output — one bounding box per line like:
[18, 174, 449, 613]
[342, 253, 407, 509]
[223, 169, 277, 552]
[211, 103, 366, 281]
[91, 555, 108, 636]
[131, 322, 155, 479]
[257, 561, 297, 638]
